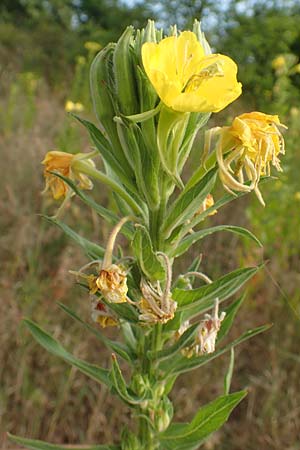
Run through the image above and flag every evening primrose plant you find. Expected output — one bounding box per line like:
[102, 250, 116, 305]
[9, 20, 286, 450]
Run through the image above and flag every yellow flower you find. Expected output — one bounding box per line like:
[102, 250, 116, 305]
[84, 41, 102, 52]
[272, 55, 286, 70]
[142, 31, 242, 113]
[294, 192, 300, 201]
[65, 100, 84, 112]
[95, 264, 128, 303]
[216, 111, 286, 205]
[76, 56, 86, 65]
[42, 151, 94, 200]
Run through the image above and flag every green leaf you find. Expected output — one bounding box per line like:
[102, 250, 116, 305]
[58, 303, 135, 363]
[162, 167, 217, 239]
[50, 173, 134, 238]
[43, 216, 105, 260]
[160, 391, 246, 449]
[217, 295, 246, 343]
[224, 348, 235, 395]
[160, 324, 271, 376]
[104, 301, 139, 324]
[132, 225, 165, 281]
[169, 225, 262, 258]
[72, 115, 137, 195]
[8, 433, 119, 450]
[23, 319, 111, 388]
[180, 177, 272, 236]
[147, 323, 198, 361]
[173, 266, 258, 312]
[110, 355, 145, 405]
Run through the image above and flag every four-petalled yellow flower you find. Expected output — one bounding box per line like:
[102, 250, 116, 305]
[142, 31, 242, 113]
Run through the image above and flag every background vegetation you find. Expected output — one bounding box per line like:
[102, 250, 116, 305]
[1, 0, 300, 448]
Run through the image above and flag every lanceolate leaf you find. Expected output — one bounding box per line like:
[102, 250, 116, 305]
[8, 434, 119, 450]
[43, 216, 105, 260]
[132, 225, 165, 281]
[169, 225, 262, 258]
[58, 303, 135, 363]
[160, 324, 271, 376]
[24, 319, 111, 388]
[110, 355, 145, 405]
[147, 323, 199, 361]
[50, 173, 134, 238]
[180, 177, 272, 236]
[217, 295, 246, 343]
[173, 266, 258, 311]
[72, 115, 137, 194]
[162, 167, 218, 239]
[159, 391, 246, 449]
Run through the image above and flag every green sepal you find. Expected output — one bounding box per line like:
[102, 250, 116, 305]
[8, 434, 119, 450]
[23, 319, 111, 388]
[161, 166, 217, 239]
[159, 391, 246, 449]
[132, 224, 165, 281]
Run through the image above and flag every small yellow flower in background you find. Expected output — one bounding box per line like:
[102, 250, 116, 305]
[65, 100, 84, 112]
[290, 107, 300, 117]
[42, 151, 94, 200]
[272, 55, 286, 70]
[95, 264, 128, 303]
[76, 56, 86, 65]
[142, 31, 242, 113]
[216, 111, 286, 205]
[294, 192, 300, 201]
[84, 41, 102, 52]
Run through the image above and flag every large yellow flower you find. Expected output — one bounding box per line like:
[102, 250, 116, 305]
[142, 31, 242, 113]
[215, 111, 286, 204]
[42, 151, 94, 200]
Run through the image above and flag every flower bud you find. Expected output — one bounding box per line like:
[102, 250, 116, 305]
[154, 396, 173, 432]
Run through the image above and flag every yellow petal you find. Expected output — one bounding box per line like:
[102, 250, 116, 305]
[142, 32, 241, 113]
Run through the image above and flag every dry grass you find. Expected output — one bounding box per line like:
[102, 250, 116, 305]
[1, 85, 300, 450]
